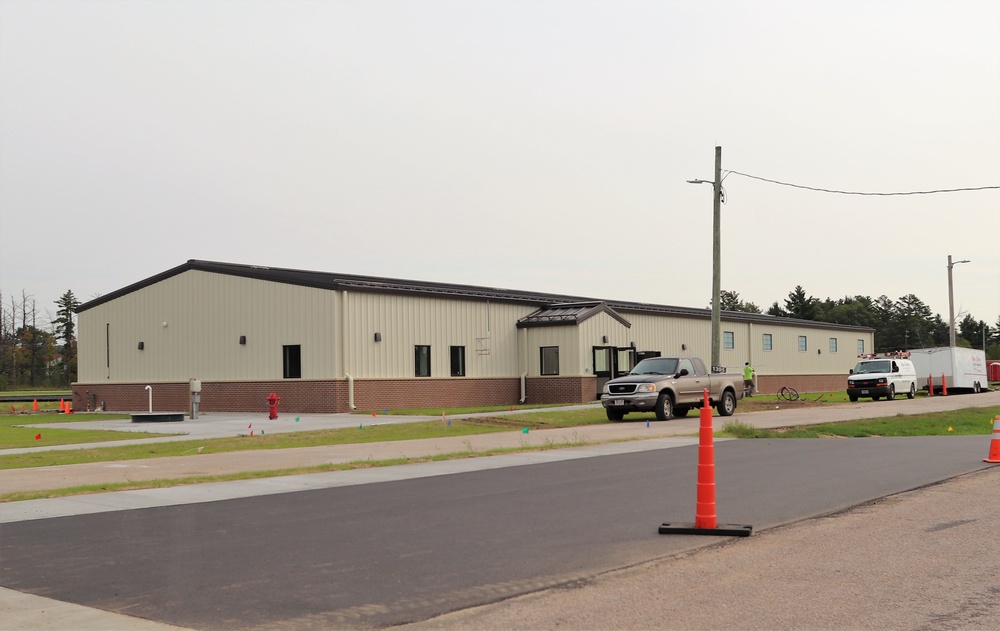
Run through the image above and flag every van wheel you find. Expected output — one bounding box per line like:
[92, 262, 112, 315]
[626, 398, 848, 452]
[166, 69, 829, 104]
[886, 384, 895, 400]
[907, 383, 915, 399]
[717, 390, 737, 417]
[655, 393, 673, 421]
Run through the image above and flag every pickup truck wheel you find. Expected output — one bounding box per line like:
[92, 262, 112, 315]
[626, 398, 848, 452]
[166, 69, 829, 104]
[886, 384, 895, 400]
[848, 394, 858, 402]
[673, 406, 690, 418]
[654, 393, 673, 421]
[907, 383, 916, 399]
[872, 395, 881, 401]
[606, 408, 624, 421]
[717, 390, 736, 417]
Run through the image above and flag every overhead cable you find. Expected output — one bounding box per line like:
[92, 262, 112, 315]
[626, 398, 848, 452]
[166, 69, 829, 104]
[724, 170, 1000, 196]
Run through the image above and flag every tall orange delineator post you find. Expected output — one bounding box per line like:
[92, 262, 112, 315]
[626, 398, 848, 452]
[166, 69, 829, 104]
[659, 389, 752, 537]
[941, 374, 948, 396]
[928, 374, 934, 396]
[984, 416, 1000, 463]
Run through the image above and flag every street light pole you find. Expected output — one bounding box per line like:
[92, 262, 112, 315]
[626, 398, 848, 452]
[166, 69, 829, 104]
[947, 254, 970, 348]
[688, 146, 723, 371]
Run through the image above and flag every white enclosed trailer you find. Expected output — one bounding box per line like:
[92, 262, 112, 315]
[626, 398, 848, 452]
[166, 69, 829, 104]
[910, 347, 989, 393]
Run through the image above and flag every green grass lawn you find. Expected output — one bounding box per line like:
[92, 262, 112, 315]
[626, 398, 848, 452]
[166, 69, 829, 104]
[722, 406, 1000, 438]
[0, 412, 166, 449]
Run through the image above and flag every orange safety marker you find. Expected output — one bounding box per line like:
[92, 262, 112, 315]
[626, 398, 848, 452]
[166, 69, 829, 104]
[984, 416, 1000, 463]
[659, 389, 752, 537]
[928, 374, 934, 396]
[32, 399, 39, 411]
[941, 374, 948, 396]
[59, 399, 66, 413]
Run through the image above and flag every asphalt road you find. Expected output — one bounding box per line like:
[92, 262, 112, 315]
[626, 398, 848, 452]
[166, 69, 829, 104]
[0, 435, 992, 630]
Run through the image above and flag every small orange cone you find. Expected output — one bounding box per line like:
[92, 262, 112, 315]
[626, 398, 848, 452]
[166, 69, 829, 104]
[32, 399, 39, 411]
[59, 399, 66, 413]
[984, 416, 1000, 463]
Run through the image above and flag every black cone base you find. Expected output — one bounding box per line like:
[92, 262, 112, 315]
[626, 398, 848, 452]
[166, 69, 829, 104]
[659, 522, 753, 537]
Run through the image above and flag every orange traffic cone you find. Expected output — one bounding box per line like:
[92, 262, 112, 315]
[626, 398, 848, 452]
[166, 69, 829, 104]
[984, 416, 1000, 463]
[59, 399, 66, 413]
[32, 399, 39, 411]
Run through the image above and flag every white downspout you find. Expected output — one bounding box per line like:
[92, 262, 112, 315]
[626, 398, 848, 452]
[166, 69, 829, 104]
[346, 373, 356, 410]
[341, 290, 356, 410]
[144, 385, 152, 413]
[518, 326, 528, 403]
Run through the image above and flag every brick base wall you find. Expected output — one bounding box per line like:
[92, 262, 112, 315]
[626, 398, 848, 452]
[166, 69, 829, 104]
[75, 378, 526, 414]
[74, 373, 839, 414]
[525, 376, 598, 404]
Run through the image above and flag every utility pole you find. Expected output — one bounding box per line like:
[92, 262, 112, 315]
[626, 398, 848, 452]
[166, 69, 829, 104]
[947, 254, 970, 348]
[711, 146, 722, 371]
[688, 146, 724, 371]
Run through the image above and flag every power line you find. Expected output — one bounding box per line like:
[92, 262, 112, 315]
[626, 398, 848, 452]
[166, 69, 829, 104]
[724, 170, 1000, 196]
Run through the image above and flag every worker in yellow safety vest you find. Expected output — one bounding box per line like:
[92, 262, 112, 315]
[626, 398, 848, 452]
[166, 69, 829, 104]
[743, 362, 755, 397]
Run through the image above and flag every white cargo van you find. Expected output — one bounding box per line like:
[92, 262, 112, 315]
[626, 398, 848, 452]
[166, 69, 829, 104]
[847, 354, 918, 401]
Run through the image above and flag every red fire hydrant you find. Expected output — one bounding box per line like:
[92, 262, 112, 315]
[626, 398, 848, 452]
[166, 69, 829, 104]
[266, 392, 280, 420]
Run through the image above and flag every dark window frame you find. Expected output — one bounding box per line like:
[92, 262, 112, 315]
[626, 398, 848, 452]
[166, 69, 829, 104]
[415, 345, 431, 377]
[282, 344, 301, 379]
[450, 345, 466, 377]
[723, 331, 735, 349]
[540, 346, 560, 376]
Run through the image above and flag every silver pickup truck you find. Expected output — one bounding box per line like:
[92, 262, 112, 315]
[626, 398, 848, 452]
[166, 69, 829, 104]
[600, 356, 743, 421]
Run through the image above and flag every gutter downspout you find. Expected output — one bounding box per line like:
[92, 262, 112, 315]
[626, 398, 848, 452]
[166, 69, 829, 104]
[518, 326, 528, 403]
[346, 373, 356, 410]
[341, 289, 356, 410]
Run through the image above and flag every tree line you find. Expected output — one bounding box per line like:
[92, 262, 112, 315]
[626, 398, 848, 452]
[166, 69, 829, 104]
[0, 290, 80, 389]
[720, 286, 1000, 359]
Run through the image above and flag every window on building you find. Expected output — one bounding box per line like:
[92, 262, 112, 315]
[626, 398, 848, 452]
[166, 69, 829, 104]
[829, 338, 838, 353]
[450, 346, 465, 377]
[723, 331, 735, 349]
[857, 339, 865, 355]
[540, 346, 559, 375]
[798, 336, 808, 352]
[763, 333, 773, 351]
[282, 345, 301, 379]
[415, 345, 431, 377]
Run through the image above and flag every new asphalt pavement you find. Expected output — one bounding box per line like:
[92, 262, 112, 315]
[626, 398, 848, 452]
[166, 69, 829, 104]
[1, 391, 998, 629]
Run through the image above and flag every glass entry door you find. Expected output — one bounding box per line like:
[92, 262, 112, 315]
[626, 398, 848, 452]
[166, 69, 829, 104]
[593, 346, 637, 399]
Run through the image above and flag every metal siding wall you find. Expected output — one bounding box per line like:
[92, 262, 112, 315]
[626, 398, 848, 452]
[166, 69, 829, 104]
[341, 294, 533, 378]
[750, 325, 871, 376]
[525, 326, 578, 377]
[77, 271, 337, 383]
[619, 313, 712, 358]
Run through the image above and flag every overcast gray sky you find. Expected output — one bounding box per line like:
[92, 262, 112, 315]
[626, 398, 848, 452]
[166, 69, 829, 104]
[2, 0, 998, 331]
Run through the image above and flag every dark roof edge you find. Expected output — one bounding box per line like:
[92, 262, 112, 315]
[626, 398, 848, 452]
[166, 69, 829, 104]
[74, 260, 874, 333]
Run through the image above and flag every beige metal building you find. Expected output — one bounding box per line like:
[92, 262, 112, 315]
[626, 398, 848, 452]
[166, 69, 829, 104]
[73, 260, 874, 413]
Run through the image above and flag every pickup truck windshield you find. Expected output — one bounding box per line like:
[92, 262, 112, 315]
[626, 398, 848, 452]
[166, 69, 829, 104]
[630, 358, 678, 375]
[853, 360, 890, 374]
